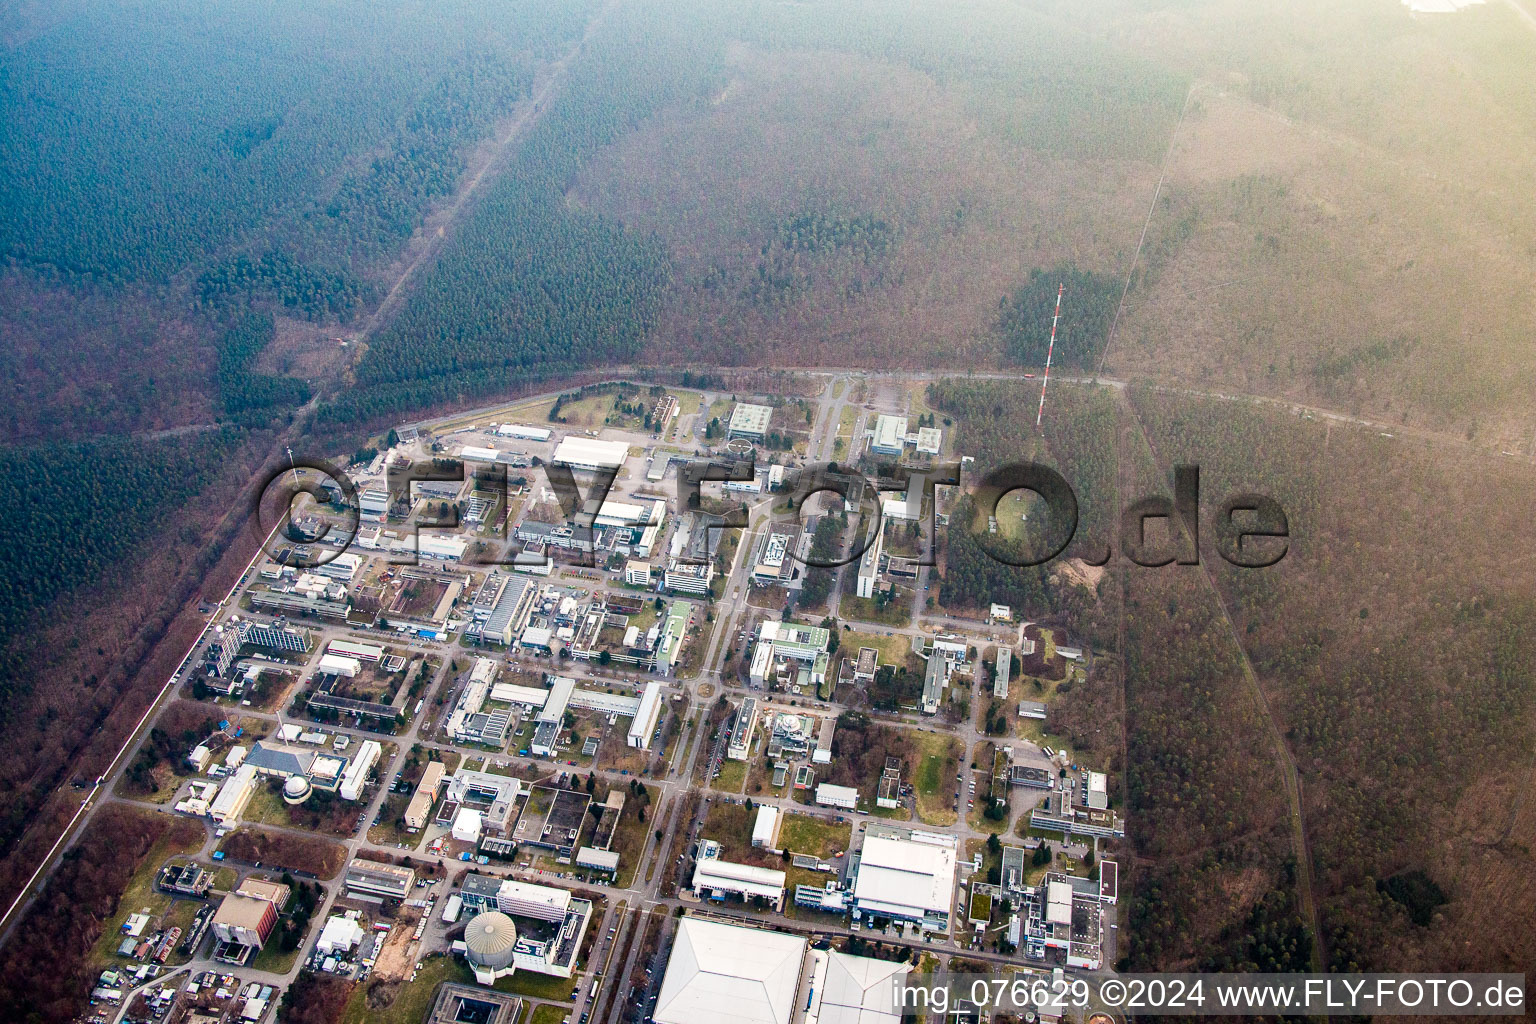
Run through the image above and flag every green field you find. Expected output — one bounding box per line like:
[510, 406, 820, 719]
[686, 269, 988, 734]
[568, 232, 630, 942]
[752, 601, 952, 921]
[777, 812, 852, 859]
[911, 731, 961, 827]
[714, 759, 748, 793]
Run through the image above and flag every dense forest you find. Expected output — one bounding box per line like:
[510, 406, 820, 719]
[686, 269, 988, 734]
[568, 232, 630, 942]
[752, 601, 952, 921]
[0, 0, 592, 287]
[996, 265, 1121, 369]
[0, 431, 243, 725]
[1131, 390, 1536, 972]
[321, 2, 733, 425]
[214, 314, 313, 420]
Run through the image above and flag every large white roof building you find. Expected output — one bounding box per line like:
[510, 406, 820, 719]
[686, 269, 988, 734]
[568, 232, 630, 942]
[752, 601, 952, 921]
[553, 436, 630, 471]
[653, 919, 806, 1024]
[851, 830, 956, 932]
[812, 950, 911, 1024]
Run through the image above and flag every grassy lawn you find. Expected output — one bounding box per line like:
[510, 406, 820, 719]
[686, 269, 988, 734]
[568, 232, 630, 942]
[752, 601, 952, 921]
[777, 813, 852, 859]
[842, 630, 913, 672]
[341, 954, 466, 1024]
[494, 968, 578, 1002]
[911, 731, 961, 827]
[251, 936, 302, 975]
[967, 799, 1013, 835]
[531, 1005, 570, 1024]
[838, 592, 912, 628]
[713, 758, 748, 793]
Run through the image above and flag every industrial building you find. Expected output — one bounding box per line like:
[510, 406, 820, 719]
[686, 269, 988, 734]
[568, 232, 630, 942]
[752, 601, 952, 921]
[727, 698, 759, 761]
[690, 841, 786, 911]
[652, 918, 910, 1024]
[344, 859, 415, 901]
[628, 682, 665, 748]
[851, 828, 957, 933]
[209, 764, 258, 825]
[727, 403, 773, 440]
[749, 620, 831, 691]
[483, 576, 535, 645]
[552, 436, 630, 471]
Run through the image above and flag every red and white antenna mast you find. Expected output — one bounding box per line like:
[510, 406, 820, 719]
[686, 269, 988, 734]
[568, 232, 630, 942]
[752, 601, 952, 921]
[1035, 283, 1064, 427]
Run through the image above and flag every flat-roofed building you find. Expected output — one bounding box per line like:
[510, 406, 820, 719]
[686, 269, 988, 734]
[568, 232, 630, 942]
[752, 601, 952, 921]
[727, 698, 758, 761]
[628, 682, 665, 748]
[404, 761, 446, 830]
[552, 437, 629, 471]
[576, 847, 621, 874]
[852, 828, 956, 932]
[855, 525, 882, 599]
[870, 415, 908, 456]
[750, 620, 831, 691]
[663, 561, 714, 597]
[653, 919, 807, 1024]
[727, 403, 773, 440]
[752, 805, 780, 850]
[691, 842, 786, 911]
[993, 648, 1011, 699]
[815, 783, 858, 810]
[209, 764, 258, 825]
[344, 859, 415, 900]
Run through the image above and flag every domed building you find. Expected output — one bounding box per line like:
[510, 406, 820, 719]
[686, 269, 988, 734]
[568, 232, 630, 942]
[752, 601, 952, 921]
[281, 774, 312, 805]
[464, 911, 518, 984]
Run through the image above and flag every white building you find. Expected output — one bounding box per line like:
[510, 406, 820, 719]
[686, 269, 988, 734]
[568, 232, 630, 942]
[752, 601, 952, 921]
[628, 682, 665, 749]
[728, 403, 773, 440]
[815, 784, 858, 810]
[625, 560, 654, 587]
[453, 807, 483, 843]
[315, 914, 365, 955]
[317, 653, 361, 678]
[417, 535, 467, 562]
[851, 830, 957, 932]
[870, 415, 908, 456]
[1086, 771, 1109, 810]
[497, 424, 551, 442]
[339, 740, 380, 801]
[692, 844, 786, 910]
[855, 526, 882, 600]
[654, 919, 806, 1024]
[652, 919, 910, 1024]
[553, 437, 629, 471]
[663, 561, 714, 596]
[815, 951, 911, 1024]
[209, 764, 258, 825]
[751, 805, 779, 850]
[727, 698, 758, 761]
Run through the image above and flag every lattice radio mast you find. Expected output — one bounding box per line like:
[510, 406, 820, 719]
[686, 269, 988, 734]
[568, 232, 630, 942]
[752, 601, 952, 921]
[1035, 283, 1064, 427]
